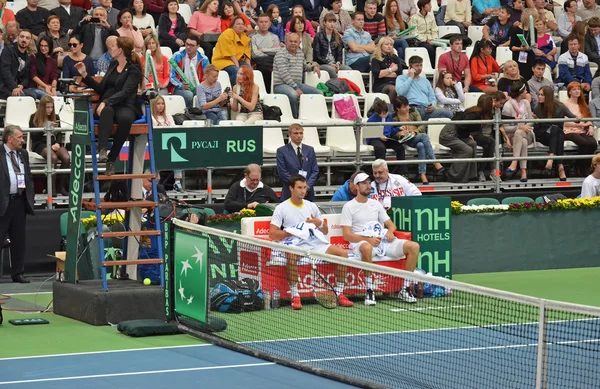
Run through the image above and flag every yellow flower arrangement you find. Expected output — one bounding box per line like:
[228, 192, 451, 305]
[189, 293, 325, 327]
[81, 213, 126, 230]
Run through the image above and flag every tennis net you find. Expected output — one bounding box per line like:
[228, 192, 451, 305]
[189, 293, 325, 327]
[166, 220, 600, 389]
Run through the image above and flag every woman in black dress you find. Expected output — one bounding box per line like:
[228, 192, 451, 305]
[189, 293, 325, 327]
[370, 36, 403, 102]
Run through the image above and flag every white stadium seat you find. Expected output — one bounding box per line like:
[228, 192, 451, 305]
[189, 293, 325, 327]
[262, 94, 295, 124]
[163, 95, 187, 116]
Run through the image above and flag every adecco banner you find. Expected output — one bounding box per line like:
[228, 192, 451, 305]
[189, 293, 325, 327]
[65, 99, 91, 284]
[153, 126, 263, 170]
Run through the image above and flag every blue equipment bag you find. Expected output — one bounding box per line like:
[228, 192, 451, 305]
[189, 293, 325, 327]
[209, 278, 264, 313]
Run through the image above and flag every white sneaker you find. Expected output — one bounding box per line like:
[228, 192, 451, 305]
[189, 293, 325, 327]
[364, 289, 376, 306]
[398, 287, 417, 303]
[173, 182, 183, 192]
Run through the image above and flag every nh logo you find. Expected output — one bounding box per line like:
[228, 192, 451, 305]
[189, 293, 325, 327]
[162, 133, 189, 162]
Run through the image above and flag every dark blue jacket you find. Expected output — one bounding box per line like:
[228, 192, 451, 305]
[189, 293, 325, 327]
[366, 113, 400, 144]
[276, 142, 319, 201]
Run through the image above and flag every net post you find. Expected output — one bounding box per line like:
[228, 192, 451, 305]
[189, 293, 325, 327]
[535, 299, 548, 389]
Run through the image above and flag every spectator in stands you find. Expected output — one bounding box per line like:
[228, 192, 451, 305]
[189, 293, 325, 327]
[438, 109, 478, 183]
[142, 35, 170, 94]
[0, 0, 16, 27]
[438, 36, 473, 93]
[98, 0, 119, 27]
[397, 1, 416, 24]
[229, 65, 263, 123]
[343, 12, 374, 73]
[533, 85, 575, 180]
[482, 6, 513, 56]
[341, 172, 420, 306]
[0, 29, 5, 56]
[26, 36, 58, 98]
[557, 0, 581, 39]
[557, 35, 592, 91]
[144, 0, 164, 25]
[276, 124, 319, 201]
[472, 0, 500, 22]
[370, 36, 402, 102]
[5, 21, 19, 44]
[158, 0, 186, 54]
[266, 4, 284, 42]
[396, 56, 453, 120]
[131, 0, 155, 37]
[363, 0, 385, 41]
[508, 0, 523, 26]
[212, 16, 251, 85]
[584, 16, 600, 70]
[74, 8, 118, 67]
[577, 0, 600, 24]
[365, 99, 407, 174]
[29, 95, 68, 196]
[234, 0, 258, 26]
[533, 18, 557, 71]
[187, 0, 221, 60]
[220, 1, 253, 34]
[96, 34, 116, 73]
[149, 96, 180, 190]
[471, 94, 499, 182]
[289, 15, 314, 64]
[116, 8, 143, 53]
[251, 13, 280, 93]
[319, 0, 351, 36]
[393, 97, 445, 184]
[285, 5, 316, 38]
[16, 0, 51, 39]
[498, 60, 531, 101]
[528, 59, 553, 109]
[197, 64, 228, 124]
[562, 82, 598, 176]
[74, 36, 143, 176]
[62, 35, 95, 83]
[225, 164, 279, 212]
[409, 0, 437, 66]
[169, 35, 209, 107]
[272, 33, 322, 119]
[560, 20, 585, 55]
[533, 0, 558, 38]
[331, 170, 360, 201]
[580, 153, 600, 197]
[435, 70, 465, 113]
[444, 0, 471, 36]
[293, 0, 324, 29]
[313, 12, 350, 79]
[502, 81, 534, 182]
[270, 174, 354, 310]
[0, 30, 36, 99]
[51, 0, 84, 34]
[370, 159, 421, 210]
[382, 0, 408, 62]
[593, 77, 600, 100]
[470, 39, 500, 94]
[38, 15, 68, 67]
[509, 8, 538, 82]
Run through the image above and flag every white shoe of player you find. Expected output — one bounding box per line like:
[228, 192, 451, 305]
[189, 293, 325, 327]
[398, 287, 417, 303]
[364, 289, 376, 306]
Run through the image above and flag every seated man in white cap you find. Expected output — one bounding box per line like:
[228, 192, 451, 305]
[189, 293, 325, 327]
[341, 172, 420, 306]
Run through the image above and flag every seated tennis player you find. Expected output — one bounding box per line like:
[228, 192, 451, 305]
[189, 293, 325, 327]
[269, 174, 354, 310]
[340, 173, 420, 306]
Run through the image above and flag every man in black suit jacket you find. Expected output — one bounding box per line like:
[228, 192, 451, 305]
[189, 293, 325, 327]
[0, 125, 35, 283]
[276, 124, 320, 201]
[51, 0, 85, 34]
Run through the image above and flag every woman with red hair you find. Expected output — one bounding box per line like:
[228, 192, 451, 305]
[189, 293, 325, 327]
[563, 82, 598, 175]
[229, 65, 263, 124]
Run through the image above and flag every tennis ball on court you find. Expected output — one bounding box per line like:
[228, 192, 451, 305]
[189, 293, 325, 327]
[143, 278, 151, 286]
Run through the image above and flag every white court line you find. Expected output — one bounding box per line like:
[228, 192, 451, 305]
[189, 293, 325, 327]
[0, 344, 213, 361]
[390, 304, 471, 313]
[0, 362, 275, 385]
[299, 338, 600, 364]
[2, 292, 52, 296]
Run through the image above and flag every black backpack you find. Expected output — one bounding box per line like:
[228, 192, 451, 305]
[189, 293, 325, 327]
[104, 181, 129, 202]
[261, 104, 282, 121]
[209, 278, 264, 313]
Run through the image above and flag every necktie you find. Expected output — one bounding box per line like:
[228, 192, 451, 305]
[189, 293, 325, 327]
[296, 146, 302, 167]
[10, 151, 24, 194]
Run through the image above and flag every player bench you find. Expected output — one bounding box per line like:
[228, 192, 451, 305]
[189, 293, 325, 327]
[239, 214, 410, 299]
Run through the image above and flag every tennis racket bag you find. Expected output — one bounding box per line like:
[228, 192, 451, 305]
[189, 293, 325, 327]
[209, 278, 264, 313]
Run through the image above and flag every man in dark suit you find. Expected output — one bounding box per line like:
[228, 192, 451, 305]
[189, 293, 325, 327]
[51, 0, 85, 34]
[276, 124, 320, 201]
[141, 169, 167, 200]
[0, 125, 35, 283]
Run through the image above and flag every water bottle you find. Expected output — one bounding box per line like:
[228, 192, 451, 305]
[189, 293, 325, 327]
[263, 291, 271, 310]
[272, 290, 280, 309]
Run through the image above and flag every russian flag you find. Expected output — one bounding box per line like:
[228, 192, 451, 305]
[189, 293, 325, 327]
[119, 141, 150, 162]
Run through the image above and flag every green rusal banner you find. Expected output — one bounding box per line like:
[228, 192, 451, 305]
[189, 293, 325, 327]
[64, 99, 91, 283]
[153, 126, 263, 170]
[174, 230, 209, 323]
[391, 196, 452, 279]
[164, 221, 172, 321]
